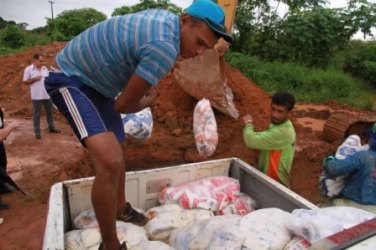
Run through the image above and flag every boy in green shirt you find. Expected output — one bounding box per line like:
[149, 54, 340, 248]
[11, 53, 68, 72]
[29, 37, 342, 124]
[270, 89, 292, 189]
[242, 92, 296, 186]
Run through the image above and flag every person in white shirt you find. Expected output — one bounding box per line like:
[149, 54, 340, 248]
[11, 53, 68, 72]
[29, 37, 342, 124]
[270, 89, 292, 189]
[23, 53, 60, 139]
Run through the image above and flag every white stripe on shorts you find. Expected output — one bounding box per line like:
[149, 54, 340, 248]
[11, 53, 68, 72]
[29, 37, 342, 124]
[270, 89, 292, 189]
[60, 88, 88, 139]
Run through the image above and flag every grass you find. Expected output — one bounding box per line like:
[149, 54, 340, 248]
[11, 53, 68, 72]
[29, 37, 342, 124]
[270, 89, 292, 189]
[226, 52, 376, 111]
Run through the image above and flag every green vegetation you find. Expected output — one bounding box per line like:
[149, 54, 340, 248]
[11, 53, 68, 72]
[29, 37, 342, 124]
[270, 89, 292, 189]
[226, 51, 375, 111]
[45, 8, 107, 41]
[112, 0, 182, 16]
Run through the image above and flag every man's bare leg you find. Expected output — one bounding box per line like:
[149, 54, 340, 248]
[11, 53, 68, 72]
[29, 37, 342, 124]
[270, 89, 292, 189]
[117, 143, 126, 212]
[85, 132, 123, 250]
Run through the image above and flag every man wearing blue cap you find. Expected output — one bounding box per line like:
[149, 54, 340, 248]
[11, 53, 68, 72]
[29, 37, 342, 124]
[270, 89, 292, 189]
[322, 123, 376, 213]
[45, 0, 232, 249]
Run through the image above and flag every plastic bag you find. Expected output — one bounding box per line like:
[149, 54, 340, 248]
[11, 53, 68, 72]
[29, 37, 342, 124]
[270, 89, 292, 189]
[64, 221, 148, 250]
[144, 204, 213, 241]
[239, 208, 293, 250]
[73, 209, 98, 229]
[132, 240, 175, 250]
[286, 206, 375, 244]
[218, 192, 257, 215]
[159, 176, 240, 212]
[170, 215, 245, 250]
[193, 98, 218, 157]
[173, 49, 239, 119]
[283, 236, 311, 250]
[319, 135, 369, 199]
[121, 107, 153, 140]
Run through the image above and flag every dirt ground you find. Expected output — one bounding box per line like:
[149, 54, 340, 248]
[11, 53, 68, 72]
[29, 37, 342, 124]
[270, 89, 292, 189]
[0, 43, 374, 249]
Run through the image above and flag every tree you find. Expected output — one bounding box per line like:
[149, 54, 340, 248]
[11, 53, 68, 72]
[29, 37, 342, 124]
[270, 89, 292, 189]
[112, 0, 183, 16]
[277, 0, 327, 11]
[344, 0, 376, 39]
[233, 0, 274, 52]
[0, 25, 25, 48]
[277, 7, 353, 67]
[233, 0, 375, 68]
[47, 8, 107, 40]
[0, 17, 17, 30]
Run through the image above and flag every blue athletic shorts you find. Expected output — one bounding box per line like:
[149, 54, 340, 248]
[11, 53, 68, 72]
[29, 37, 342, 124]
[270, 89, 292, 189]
[44, 72, 125, 144]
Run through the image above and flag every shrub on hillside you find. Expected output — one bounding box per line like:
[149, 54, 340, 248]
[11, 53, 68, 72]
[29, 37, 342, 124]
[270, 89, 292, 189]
[0, 25, 25, 48]
[343, 41, 376, 85]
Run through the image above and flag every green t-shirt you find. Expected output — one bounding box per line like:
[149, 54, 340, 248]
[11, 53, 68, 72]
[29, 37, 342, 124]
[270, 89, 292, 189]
[243, 120, 296, 186]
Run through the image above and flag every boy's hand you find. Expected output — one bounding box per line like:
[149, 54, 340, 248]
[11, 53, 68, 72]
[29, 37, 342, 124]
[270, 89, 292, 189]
[242, 114, 253, 125]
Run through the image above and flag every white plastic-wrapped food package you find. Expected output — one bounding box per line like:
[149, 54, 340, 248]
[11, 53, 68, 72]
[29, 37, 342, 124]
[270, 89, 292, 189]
[131, 240, 175, 250]
[170, 215, 245, 250]
[144, 203, 213, 241]
[64, 221, 148, 250]
[193, 98, 218, 157]
[286, 206, 376, 244]
[217, 193, 257, 216]
[239, 208, 293, 250]
[121, 107, 153, 141]
[159, 176, 240, 212]
[74, 209, 98, 229]
[283, 236, 311, 250]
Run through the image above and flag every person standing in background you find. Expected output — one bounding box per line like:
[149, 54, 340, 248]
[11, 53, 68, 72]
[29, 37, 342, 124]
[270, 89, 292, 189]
[23, 53, 60, 139]
[0, 107, 21, 209]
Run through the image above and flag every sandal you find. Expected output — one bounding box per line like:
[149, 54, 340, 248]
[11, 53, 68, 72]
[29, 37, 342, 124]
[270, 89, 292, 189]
[98, 242, 127, 250]
[117, 202, 148, 226]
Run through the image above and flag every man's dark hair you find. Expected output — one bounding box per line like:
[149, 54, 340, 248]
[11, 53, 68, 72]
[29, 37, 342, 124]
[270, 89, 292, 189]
[33, 53, 43, 60]
[272, 91, 295, 111]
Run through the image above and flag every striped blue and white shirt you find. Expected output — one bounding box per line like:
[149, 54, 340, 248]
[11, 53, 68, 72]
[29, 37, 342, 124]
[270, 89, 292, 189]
[56, 9, 180, 98]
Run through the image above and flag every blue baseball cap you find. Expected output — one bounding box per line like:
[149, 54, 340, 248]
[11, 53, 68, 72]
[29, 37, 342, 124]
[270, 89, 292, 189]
[186, 0, 233, 43]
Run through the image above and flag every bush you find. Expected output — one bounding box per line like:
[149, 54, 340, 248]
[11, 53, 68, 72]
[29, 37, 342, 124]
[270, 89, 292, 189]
[343, 41, 376, 85]
[0, 25, 25, 48]
[226, 52, 375, 111]
[363, 60, 376, 85]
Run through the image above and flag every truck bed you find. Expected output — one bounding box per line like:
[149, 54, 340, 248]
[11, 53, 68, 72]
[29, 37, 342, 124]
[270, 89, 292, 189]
[42, 157, 319, 249]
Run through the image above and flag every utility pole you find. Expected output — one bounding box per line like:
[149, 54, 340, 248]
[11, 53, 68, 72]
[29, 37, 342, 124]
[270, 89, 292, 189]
[48, 1, 55, 21]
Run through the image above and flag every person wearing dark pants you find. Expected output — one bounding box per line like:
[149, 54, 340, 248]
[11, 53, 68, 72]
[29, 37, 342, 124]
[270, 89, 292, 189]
[32, 99, 57, 138]
[23, 53, 60, 139]
[0, 107, 21, 210]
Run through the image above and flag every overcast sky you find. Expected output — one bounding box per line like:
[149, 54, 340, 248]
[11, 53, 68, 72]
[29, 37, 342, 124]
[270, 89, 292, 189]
[0, 0, 374, 39]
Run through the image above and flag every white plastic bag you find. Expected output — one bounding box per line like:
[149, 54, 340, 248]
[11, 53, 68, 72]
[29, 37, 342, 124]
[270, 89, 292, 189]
[131, 240, 175, 250]
[158, 176, 240, 212]
[283, 236, 311, 250]
[193, 98, 218, 157]
[320, 135, 369, 199]
[170, 214, 245, 250]
[64, 221, 148, 250]
[286, 206, 376, 244]
[121, 107, 153, 140]
[74, 209, 98, 229]
[239, 208, 293, 250]
[144, 204, 213, 241]
[218, 192, 257, 215]
[335, 135, 364, 160]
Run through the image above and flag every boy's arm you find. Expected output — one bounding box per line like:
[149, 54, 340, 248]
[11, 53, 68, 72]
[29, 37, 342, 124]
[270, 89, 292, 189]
[324, 153, 362, 177]
[0, 121, 21, 141]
